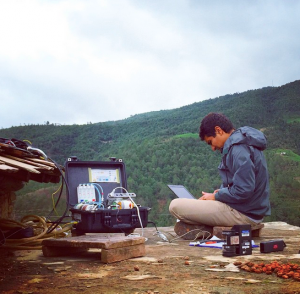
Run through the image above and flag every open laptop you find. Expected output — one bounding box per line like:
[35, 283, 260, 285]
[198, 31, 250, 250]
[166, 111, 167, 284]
[167, 184, 196, 199]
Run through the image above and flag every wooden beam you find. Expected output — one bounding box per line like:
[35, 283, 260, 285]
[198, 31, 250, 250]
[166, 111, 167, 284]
[0, 169, 31, 182]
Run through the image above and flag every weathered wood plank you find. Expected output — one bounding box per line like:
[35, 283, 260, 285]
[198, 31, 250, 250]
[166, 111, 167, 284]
[42, 235, 146, 263]
[0, 164, 18, 172]
[0, 144, 61, 183]
[0, 143, 33, 157]
[3, 154, 54, 171]
[27, 158, 58, 168]
[26, 158, 63, 175]
[42, 235, 145, 249]
[101, 244, 145, 263]
[0, 155, 41, 174]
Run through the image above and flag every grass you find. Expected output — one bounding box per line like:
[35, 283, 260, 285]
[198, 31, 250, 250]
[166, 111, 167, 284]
[174, 133, 199, 139]
[274, 149, 300, 162]
[286, 117, 300, 123]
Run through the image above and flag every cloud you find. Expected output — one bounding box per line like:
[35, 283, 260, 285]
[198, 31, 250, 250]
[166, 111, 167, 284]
[0, 0, 299, 128]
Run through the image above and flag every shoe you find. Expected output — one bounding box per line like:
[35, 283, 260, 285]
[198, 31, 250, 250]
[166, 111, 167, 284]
[174, 221, 213, 240]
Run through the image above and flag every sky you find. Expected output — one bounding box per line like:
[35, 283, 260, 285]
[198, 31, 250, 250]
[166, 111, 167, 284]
[0, 0, 300, 129]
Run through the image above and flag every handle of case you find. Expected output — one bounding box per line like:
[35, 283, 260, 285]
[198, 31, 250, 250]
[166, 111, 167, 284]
[104, 223, 132, 229]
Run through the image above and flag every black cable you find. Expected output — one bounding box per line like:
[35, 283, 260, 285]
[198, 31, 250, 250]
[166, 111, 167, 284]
[46, 180, 64, 219]
[46, 157, 71, 234]
[147, 221, 158, 231]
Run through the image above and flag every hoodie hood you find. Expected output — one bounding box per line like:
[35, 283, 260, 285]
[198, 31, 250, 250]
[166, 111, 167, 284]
[223, 126, 267, 154]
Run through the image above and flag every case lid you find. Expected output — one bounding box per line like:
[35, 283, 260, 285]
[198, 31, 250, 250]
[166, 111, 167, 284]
[65, 158, 127, 207]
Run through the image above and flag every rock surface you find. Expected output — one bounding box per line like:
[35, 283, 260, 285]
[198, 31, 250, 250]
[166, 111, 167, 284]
[0, 222, 300, 294]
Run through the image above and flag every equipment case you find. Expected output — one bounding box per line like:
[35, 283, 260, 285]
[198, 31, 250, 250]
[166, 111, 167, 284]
[65, 157, 150, 235]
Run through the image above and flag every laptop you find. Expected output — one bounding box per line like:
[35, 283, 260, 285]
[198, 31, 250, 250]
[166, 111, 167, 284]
[167, 184, 196, 199]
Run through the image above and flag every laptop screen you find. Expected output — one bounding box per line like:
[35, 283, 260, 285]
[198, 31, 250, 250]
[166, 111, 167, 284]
[168, 185, 195, 199]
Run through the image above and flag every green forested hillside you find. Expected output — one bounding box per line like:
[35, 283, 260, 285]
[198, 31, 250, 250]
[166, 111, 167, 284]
[1, 80, 300, 226]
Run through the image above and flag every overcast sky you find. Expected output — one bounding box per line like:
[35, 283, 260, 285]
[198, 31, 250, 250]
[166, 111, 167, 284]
[0, 0, 299, 129]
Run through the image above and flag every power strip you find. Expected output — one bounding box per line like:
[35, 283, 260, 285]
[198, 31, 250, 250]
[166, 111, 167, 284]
[108, 192, 136, 198]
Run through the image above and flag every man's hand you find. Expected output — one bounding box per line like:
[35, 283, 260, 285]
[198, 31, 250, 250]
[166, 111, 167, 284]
[199, 189, 219, 200]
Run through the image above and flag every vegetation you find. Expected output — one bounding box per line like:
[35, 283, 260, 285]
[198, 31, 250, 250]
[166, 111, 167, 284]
[1, 80, 300, 227]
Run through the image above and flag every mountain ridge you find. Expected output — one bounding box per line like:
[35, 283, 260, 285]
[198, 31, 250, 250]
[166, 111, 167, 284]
[0, 79, 299, 226]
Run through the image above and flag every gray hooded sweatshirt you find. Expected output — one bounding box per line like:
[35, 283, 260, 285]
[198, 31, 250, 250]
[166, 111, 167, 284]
[215, 126, 271, 220]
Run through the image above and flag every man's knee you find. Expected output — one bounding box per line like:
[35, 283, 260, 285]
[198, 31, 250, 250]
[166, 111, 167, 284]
[169, 199, 175, 214]
[169, 198, 182, 215]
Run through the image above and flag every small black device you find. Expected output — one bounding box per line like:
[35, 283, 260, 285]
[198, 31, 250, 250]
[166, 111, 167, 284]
[260, 240, 286, 253]
[222, 224, 252, 257]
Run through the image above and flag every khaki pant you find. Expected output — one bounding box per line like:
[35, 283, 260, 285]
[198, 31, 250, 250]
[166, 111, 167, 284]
[169, 198, 259, 227]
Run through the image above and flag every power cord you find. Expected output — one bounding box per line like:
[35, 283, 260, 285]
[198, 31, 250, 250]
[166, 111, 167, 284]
[148, 221, 171, 242]
[148, 221, 211, 243]
[0, 215, 75, 250]
[109, 187, 144, 238]
[166, 229, 212, 243]
[46, 156, 71, 234]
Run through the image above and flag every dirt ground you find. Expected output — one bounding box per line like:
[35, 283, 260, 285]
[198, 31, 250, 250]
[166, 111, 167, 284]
[1, 222, 300, 294]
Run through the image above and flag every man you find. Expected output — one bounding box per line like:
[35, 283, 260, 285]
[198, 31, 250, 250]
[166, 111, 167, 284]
[169, 112, 271, 239]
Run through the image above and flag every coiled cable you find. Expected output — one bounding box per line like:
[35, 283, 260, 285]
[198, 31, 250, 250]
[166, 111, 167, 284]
[0, 215, 74, 250]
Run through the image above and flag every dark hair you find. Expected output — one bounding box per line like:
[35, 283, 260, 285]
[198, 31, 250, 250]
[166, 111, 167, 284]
[199, 112, 234, 140]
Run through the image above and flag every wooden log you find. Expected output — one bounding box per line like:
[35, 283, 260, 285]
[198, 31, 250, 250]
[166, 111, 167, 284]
[0, 191, 17, 218]
[252, 224, 264, 237]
